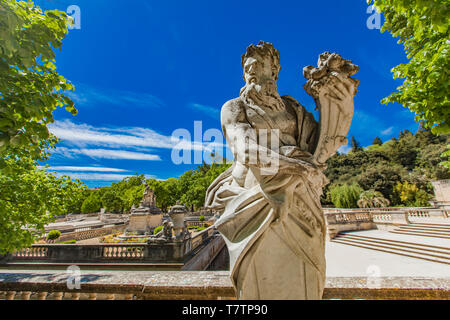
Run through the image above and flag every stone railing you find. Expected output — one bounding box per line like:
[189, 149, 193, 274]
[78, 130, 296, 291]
[0, 270, 448, 300]
[324, 207, 449, 239]
[186, 220, 213, 228]
[190, 226, 216, 250]
[40, 222, 126, 242]
[57, 224, 126, 242]
[325, 211, 375, 239]
[324, 207, 449, 218]
[2, 242, 189, 265]
[2, 226, 218, 267]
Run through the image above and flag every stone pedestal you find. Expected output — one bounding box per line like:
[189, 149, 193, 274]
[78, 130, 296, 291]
[127, 186, 163, 234]
[128, 210, 163, 234]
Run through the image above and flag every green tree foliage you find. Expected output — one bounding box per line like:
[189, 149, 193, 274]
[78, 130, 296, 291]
[122, 185, 145, 212]
[357, 161, 407, 201]
[145, 161, 231, 211]
[324, 129, 449, 206]
[393, 181, 432, 207]
[81, 191, 102, 214]
[0, 156, 86, 252]
[90, 161, 231, 214]
[101, 189, 123, 213]
[372, 137, 383, 145]
[357, 189, 390, 208]
[368, 0, 449, 134]
[0, 0, 75, 160]
[0, 1, 85, 253]
[46, 230, 61, 241]
[330, 183, 363, 208]
[350, 136, 363, 152]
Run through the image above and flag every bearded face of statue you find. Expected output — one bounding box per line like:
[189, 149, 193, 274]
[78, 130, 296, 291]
[243, 54, 277, 86]
[241, 54, 284, 111]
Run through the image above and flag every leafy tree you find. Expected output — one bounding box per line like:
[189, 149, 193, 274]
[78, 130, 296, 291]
[350, 136, 362, 152]
[0, 0, 75, 161]
[357, 161, 407, 202]
[0, 0, 82, 253]
[330, 183, 363, 208]
[0, 155, 85, 253]
[393, 181, 432, 207]
[81, 192, 102, 214]
[101, 190, 123, 213]
[357, 189, 390, 208]
[122, 184, 145, 212]
[372, 137, 383, 145]
[368, 0, 449, 134]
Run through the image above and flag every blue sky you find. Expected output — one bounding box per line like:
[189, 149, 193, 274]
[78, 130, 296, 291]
[36, 0, 419, 187]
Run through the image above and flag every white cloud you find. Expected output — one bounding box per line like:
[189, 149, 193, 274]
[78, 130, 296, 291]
[53, 147, 161, 161]
[188, 103, 220, 118]
[43, 166, 129, 172]
[48, 119, 214, 151]
[381, 126, 394, 136]
[338, 144, 351, 154]
[52, 172, 155, 181]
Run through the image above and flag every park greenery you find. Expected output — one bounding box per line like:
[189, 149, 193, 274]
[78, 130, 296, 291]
[77, 161, 231, 214]
[324, 127, 449, 208]
[0, 0, 88, 253]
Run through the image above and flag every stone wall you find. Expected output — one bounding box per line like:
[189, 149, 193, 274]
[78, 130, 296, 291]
[432, 180, 450, 202]
[0, 270, 448, 300]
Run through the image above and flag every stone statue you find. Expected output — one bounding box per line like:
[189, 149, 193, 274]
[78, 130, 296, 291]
[205, 41, 359, 299]
[141, 185, 156, 207]
[149, 220, 174, 242]
[128, 184, 162, 234]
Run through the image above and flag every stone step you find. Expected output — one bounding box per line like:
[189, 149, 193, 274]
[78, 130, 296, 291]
[393, 227, 450, 237]
[332, 237, 450, 265]
[337, 234, 450, 255]
[396, 225, 450, 233]
[389, 230, 450, 240]
[409, 222, 450, 228]
[331, 239, 450, 265]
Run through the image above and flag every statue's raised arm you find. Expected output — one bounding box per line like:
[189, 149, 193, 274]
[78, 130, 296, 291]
[303, 52, 360, 165]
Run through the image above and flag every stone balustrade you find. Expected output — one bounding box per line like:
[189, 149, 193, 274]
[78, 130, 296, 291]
[1, 226, 218, 268]
[186, 220, 213, 228]
[324, 207, 449, 239]
[323, 207, 449, 217]
[0, 270, 448, 300]
[56, 224, 126, 242]
[41, 221, 126, 239]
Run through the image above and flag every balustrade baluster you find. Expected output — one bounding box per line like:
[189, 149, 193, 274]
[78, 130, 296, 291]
[53, 292, 64, 300]
[21, 291, 32, 300]
[6, 291, 16, 300]
[70, 292, 80, 300]
[37, 292, 48, 300]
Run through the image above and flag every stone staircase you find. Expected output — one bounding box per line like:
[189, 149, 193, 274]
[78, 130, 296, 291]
[332, 227, 450, 265]
[389, 222, 450, 239]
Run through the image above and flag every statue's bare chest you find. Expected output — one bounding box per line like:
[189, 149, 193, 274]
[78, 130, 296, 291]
[245, 105, 297, 138]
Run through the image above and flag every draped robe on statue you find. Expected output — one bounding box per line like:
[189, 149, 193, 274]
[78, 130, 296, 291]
[205, 95, 329, 300]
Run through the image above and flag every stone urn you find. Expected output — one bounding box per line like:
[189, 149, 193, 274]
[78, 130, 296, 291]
[168, 202, 188, 240]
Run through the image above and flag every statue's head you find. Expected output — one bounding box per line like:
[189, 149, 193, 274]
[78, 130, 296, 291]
[241, 41, 281, 85]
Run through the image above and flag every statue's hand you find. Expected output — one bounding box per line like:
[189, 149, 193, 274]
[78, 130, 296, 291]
[322, 75, 355, 117]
